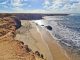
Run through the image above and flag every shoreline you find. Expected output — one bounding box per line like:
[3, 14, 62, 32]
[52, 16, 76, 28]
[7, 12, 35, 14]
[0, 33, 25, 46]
[35, 21, 71, 60]
[15, 20, 71, 60]
[42, 26, 72, 59]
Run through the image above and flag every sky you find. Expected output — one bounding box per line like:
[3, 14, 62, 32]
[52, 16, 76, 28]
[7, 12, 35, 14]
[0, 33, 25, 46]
[0, 0, 80, 13]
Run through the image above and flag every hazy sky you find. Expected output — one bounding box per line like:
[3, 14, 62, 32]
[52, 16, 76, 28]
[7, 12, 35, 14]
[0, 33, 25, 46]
[0, 0, 80, 13]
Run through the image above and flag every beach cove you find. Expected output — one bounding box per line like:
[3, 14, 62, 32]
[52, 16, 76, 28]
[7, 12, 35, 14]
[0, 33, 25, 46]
[15, 20, 71, 60]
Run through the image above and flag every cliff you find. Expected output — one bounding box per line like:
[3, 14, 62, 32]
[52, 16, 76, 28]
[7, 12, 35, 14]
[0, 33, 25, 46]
[0, 17, 45, 60]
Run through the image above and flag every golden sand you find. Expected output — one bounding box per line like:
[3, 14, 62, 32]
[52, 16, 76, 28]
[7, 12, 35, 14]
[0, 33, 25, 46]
[15, 20, 71, 60]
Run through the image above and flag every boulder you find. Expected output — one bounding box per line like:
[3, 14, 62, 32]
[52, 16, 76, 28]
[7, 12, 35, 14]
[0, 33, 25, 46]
[45, 25, 52, 30]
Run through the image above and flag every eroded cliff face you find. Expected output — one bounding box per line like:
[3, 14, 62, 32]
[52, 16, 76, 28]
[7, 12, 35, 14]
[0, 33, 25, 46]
[0, 17, 45, 60]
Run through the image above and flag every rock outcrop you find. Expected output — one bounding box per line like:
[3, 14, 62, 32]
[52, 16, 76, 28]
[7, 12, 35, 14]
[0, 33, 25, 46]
[45, 25, 52, 31]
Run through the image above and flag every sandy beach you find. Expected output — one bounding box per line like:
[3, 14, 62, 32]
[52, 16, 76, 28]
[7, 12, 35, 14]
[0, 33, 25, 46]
[15, 20, 71, 60]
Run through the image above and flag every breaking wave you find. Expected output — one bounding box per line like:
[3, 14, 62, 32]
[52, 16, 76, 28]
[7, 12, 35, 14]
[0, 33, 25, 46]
[34, 15, 80, 50]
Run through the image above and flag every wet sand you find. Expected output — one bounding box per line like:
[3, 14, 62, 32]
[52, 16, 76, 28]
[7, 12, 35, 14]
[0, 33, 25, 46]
[15, 20, 71, 60]
[38, 26, 71, 60]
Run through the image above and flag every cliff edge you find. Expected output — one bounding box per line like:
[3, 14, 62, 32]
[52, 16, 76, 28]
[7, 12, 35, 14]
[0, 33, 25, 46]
[0, 17, 45, 60]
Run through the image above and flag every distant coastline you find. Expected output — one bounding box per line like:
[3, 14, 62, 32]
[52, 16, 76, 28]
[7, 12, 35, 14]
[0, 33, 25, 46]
[0, 13, 69, 20]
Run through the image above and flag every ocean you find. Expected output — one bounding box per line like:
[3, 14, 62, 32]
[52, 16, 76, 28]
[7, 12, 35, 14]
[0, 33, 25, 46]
[34, 14, 80, 51]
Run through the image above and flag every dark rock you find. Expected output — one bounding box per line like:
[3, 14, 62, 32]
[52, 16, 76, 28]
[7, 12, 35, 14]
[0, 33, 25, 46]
[41, 54, 44, 59]
[41, 25, 44, 26]
[24, 45, 32, 52]
[35, 51, 40, 56]
[45, 25, 52, 30]
[11, 17, 21, 29]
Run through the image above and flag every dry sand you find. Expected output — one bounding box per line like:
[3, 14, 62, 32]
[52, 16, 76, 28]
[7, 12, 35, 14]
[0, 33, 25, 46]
[15, 20, 71, 60]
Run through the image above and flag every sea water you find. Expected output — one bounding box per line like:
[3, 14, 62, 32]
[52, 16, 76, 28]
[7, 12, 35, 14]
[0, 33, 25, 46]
[34, 14, 80, 51]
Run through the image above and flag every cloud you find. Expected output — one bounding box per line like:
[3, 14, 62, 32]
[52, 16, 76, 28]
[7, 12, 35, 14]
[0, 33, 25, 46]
[11, 0, 23, 7]
[0, 0, 80, 13]
[43, 0, 80, 13]
[44, 0, 50, 6]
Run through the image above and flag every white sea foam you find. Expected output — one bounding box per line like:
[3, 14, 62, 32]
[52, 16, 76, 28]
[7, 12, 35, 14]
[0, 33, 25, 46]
[49, 17, 80, 47]
[34, 16, 80, 50]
